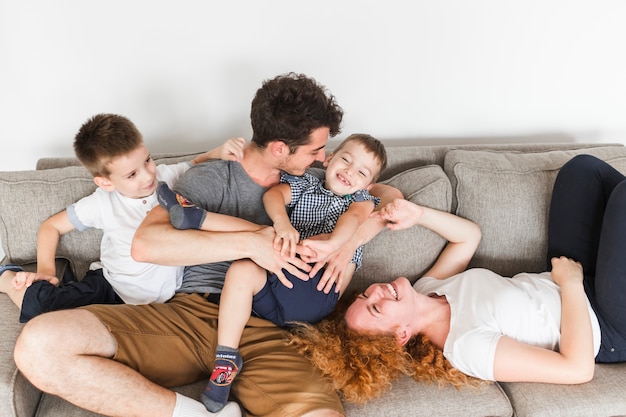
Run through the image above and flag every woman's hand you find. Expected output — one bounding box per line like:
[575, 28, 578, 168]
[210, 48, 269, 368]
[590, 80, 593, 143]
[550, 256, 584, 288]
[373, 198, 423, 231]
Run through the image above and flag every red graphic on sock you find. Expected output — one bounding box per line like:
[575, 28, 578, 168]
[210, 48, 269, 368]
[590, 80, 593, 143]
[175, 194, 195, 207]
[210, 360, 239, 386]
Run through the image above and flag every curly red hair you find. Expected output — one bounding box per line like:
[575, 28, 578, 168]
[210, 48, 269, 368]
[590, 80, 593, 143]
[288, 296, 483, 404]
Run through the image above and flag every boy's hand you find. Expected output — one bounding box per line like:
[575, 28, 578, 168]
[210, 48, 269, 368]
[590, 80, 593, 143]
[193, 138, 246, 164]
[373, 198, 423, 231]
[249, 227, 310, 289]
[13, 271, 59, 290]
[272, 221, 300, 258]
[299, 238, 339, 267]
[299, 234, 351, 294]
[218, 137, 245, 161]
[315, 244, 354, 294]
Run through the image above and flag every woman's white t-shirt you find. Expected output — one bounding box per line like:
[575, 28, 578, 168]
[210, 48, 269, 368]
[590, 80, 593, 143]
[413, 269, 601, 380]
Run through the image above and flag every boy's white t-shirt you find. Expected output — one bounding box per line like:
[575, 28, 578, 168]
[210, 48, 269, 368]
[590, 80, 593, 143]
[414, 269, 601, 380]
[66, 162, 190, 304]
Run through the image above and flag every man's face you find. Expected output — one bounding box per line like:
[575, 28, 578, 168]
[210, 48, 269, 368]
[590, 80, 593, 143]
[279, 127, 329, 176]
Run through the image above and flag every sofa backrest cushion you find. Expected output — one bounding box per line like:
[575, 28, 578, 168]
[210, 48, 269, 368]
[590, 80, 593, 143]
[444, 146, 626, 277]
[0, 166, 100, 278]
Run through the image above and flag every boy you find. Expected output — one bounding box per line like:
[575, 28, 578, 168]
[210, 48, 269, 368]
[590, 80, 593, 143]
[157, 133, 388, 412]
[0, 113, 244, 322]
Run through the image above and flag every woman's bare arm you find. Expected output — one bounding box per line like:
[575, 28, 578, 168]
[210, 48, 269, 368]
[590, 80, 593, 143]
[493, 257, 594, 383]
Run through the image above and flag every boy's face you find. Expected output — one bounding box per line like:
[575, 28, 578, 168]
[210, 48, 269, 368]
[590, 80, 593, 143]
[323, 140, 381, 196]
[94, 144, 157, 199]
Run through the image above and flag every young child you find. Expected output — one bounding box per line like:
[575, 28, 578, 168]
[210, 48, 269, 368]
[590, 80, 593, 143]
[157, 133, 388, 412]
[0, 113, 245, 323]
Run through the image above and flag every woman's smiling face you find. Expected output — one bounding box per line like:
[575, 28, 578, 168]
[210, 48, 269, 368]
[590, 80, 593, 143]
[345, 276, 417, 336]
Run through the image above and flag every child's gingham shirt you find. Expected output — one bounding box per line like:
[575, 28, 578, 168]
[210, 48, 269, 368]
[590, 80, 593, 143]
[282, 172, 379, 269]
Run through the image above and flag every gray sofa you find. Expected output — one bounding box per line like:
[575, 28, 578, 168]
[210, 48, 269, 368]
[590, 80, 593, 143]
[2, 142, 626, 417]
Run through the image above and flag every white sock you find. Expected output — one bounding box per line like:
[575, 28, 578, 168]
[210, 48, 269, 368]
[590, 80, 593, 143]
[173, 393, 242, 417]
[173, 393, 210, 417]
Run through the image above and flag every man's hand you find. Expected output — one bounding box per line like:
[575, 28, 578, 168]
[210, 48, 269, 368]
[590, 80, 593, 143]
[249, 227, 311, 289]
[13, 271, 59, 290]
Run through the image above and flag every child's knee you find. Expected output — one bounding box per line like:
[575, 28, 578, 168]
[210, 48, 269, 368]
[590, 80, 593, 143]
[228, 260, 267, 289]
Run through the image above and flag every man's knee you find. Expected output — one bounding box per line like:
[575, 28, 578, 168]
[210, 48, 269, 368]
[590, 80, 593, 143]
[14, 309, 114, 379]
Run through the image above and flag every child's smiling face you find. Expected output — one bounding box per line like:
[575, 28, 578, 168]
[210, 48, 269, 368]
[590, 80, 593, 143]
[323, 140, 382, 196]
[95, 144, 158, 199]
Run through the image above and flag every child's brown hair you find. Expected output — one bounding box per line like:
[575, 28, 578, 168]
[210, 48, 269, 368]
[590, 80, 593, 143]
[74, 113, 144, 177]
[333, 133, 387, 181]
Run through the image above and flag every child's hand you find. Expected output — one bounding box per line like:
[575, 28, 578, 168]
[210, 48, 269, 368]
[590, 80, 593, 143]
[374, 198, 423, 231]
[299, 238, 339, 267]
[218, 137, 245, 162]
[272, 221, 300, 258]
[299, 237, 346, 293]
[13, 271, 59, 290]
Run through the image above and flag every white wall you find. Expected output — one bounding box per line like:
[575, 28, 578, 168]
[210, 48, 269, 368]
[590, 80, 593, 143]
[1, 0, 626, 171]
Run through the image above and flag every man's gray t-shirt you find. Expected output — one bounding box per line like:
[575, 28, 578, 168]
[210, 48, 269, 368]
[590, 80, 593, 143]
[173, 159, 323, 294]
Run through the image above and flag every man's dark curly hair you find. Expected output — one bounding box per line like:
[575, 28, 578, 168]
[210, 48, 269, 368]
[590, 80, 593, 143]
[250, 72, 343, 152]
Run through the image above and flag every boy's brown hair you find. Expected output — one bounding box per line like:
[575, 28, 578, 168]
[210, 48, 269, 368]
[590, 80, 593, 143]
[74, 113, 144, 177]
[333, 133, 388, 181]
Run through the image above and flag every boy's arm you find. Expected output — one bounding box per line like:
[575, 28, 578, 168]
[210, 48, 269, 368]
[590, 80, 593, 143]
[301, 200, 375, 293]
[263, 184, 299, 257]
[301, 200, 374, 265]
[190, 138, 245, 164]
[160, 138, 250, 232]
[13, 210, 75, 290]
[306, 183, 403, 291]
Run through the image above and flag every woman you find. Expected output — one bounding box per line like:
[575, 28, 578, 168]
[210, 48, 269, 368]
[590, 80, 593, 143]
[289, 154, 625, 403]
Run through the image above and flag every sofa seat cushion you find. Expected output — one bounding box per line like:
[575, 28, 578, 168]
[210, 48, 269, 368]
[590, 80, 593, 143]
[500, 363, 626, 417]
[0, 293, 41, 417]
[444, 146, 626, 277]
[0, 261, 72, 417]
[34, 376, 515, 417]
[352, 165, 452, 294]
[343, 376, 512, 417]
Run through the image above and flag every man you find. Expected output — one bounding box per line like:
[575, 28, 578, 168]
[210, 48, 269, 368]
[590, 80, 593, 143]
[15, 73, 399, 417]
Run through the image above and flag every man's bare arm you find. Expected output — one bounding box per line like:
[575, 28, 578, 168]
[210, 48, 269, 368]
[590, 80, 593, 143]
[131, 206, 310, 281]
